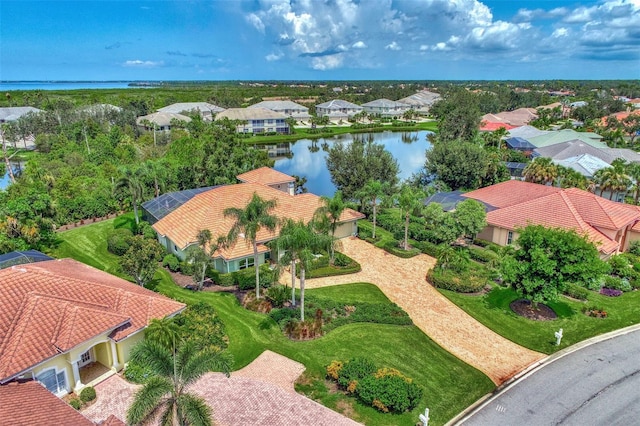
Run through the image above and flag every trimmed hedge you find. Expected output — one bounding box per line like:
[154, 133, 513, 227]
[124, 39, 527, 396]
[468, 247, 500, 263]
[427, 268, 486, 293]
[69, 398, 82, 410]
[381, 240, 421, 258]
[106, 228, 133, 256]
[563, 283, 589, 301]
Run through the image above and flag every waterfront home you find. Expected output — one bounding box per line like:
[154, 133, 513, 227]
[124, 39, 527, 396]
[158, 102, 225, 121]
[215, 107, 289, 134]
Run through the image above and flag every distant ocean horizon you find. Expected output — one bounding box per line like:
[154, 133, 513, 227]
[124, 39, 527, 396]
[0, 81, 147, 91]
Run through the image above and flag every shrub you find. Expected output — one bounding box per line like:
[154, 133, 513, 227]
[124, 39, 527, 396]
[414, 240, 440, 257]
[427, 269, 486, 293]
[69, 398, 82, 410]
[106, 228, 133, 256]
[468, 247, 499, 263]
[326, 360, 343, 380]
[600, 287, 623, 297]
[382, 240, 421, 258]
[563, 283, 589, 301]
[79, 386, 96, 403]
[602, 275, 632, 292]
[136, 221, 156, 239]
[162, 254, 181, 272]
[608, 255, 635, 279]
[206, 266, 219, 283]
[180, 261, 194, 276]
[628, 240, 640, 256]
[123, 361, 155, 384]
[266, 285, 289, 308]
[270, 307, 299, 326]
[357, 374, 423, 413]
[337, 358, 376, 389]
[218, 273, 235, 287]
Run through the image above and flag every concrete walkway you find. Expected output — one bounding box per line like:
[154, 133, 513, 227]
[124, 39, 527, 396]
[301, 237, 544, 385]
[83, 351, 361, 425]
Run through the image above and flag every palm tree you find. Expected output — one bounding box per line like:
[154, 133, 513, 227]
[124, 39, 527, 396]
[115, 166, 146, 225]
[276, 219, 300, 306]
[523, 157, 558, 185]
[277, 220, 331, 321]
[355, 180, 388, 240]
[313, 190, 346, 264]
[224, 192, 278, 299]
[626, 162, 640, 204]
[594, 160, 631, 200]
[185, 229, 226, 291]
[146, 317, 181, 353]
[126, 339, 231, 426]
[397, 184, 425, 250]
[0, 124, 15, 184]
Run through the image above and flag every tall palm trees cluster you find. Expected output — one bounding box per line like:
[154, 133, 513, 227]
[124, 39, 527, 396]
[523, 157, 638, 201]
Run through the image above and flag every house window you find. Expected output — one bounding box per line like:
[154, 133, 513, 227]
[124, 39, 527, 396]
[507, 231, 513, 245]
[238, 257, 255, 270]
[37, 368, 67, 395]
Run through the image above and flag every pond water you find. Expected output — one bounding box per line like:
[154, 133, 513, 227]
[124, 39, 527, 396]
[272, 130, 432, 197]
[0, 161, 25, 190]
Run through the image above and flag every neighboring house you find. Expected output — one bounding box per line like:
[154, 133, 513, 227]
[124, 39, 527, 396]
[315, 99, 363, 118]
[570, 101, 588, 108]
[505, 137, 536, 152]
[526, 129, 606, 149]
[507, 125, 551, 140]
[555, 153, 611, 179]
[361, 99, 411, 117]
[0, 106, 42, 123]
[480, 121, 515, 132]
[0, 259, 185, 397]
[136, 111, 192, 131]
[249, 100, 311, 120]
[397, 90, 441, 115]
[158, 102, 225, 121]
[148, 168, 365, 273]
[0, 379, 95, 425]
[482, 108, 538, 127]
[463, 180, 640, 257]
[533, 140, 640, 165]
[215, 108, 289, 134]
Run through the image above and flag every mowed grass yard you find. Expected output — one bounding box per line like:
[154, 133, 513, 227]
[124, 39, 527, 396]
[50, 216, 494, 426]
[440, 285, 640, 355]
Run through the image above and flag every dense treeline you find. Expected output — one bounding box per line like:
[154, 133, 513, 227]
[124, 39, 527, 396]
[0, 106, 272, 253]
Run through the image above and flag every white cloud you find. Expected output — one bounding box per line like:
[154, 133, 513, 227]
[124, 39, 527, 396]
[385, 41, 401, 51]
[552, 28, 569, 38]
[265, 53, 283, 61]
[244, 0, 640, 72]
[123, 60, 163, 68]
[246, 13, 265, 33]
[311, 55, 343, 70]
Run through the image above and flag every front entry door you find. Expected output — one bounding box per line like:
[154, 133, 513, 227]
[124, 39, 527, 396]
[78, 349, 92, 367]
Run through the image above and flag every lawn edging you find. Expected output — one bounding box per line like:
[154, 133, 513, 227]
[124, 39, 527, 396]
[447, 322, 640, 426]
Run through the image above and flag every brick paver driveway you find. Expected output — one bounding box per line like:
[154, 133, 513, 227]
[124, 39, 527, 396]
[83, 351, 361, 425]
[302, 237, 544, 385]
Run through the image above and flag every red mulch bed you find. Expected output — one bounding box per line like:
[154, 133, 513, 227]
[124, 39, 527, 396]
[510, 299, 558, 321]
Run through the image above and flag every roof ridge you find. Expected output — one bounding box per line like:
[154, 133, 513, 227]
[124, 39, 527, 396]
[52, 302, 76, 351]
[558, 191, 591, 233]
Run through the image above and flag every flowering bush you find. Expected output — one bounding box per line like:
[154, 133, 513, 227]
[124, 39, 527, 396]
[600, 287, 623, 297]
[582, 305, 607, 318]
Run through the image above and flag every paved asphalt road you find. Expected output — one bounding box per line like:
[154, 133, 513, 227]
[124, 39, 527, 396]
[459, 328, 640, 426]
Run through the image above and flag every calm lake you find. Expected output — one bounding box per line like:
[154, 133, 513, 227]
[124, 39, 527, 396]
[0, 131, 432, 194]
[272, 130, 432, 197]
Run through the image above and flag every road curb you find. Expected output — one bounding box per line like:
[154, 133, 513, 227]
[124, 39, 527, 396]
[446, 323, 640, 425]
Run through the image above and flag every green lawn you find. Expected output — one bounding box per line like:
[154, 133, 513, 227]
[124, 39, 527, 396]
[440, 285, 640, 354]
[52, 216, 494, 426]
[244, 121, 438, 144]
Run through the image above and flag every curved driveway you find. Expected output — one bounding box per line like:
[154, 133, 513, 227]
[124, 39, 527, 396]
[459, 327, 640, 425]
[302, 237, 544, 385]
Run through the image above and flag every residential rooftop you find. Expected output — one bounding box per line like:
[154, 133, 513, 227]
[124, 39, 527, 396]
[215, 107, 288, 121]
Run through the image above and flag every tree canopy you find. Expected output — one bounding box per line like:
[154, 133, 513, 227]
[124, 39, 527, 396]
[326, 137, 399, 201]
[500, 225, 609, 304]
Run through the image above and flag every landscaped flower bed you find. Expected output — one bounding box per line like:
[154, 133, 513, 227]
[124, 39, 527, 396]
[600, 287, 623, 297]
[582, 306, 608, 318]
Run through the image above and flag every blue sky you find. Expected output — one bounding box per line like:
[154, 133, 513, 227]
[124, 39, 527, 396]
[2, 0, 639, 81]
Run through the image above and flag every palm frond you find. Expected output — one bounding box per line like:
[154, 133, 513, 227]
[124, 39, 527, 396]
[126, 376, 173, 425]
[178, 393, 213, 426]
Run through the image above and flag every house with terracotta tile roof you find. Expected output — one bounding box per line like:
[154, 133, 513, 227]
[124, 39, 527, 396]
[0, 259, 185, 397]
[148, 168, 365, 273]
[0, 379, 95, 425]
[463, 180, 640, 257]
